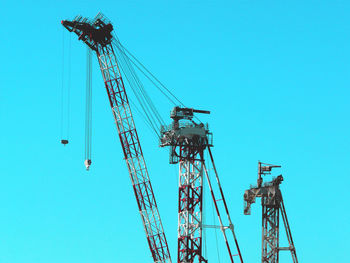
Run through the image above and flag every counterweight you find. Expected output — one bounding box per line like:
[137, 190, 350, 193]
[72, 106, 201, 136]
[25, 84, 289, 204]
[62, 13, 171, 263]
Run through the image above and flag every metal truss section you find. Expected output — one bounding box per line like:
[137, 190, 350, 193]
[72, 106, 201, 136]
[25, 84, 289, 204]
[262, 196, 280, 263]
[244, 163, 298, 263]
[62, 14, 172, 263]
[97, 44, 171, 263]
[160, 107, 211, 263]
[177, 159, 205, 263]
[160, 107, 244, 263]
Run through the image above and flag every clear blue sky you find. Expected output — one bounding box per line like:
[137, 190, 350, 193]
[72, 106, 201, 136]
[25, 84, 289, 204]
[1, 0, 349, 262]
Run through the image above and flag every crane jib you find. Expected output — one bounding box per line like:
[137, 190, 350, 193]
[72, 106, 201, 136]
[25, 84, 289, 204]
[62, 14, 172, 263]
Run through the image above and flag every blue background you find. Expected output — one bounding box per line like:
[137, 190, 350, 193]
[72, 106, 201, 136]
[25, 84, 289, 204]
[1, 0, 349, 262]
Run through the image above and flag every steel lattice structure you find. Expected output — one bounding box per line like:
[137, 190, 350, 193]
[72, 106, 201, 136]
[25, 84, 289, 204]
[244, 162, 298, 263]
[160, 107, 210, 263]
[178, 159, 205, 262]
[62, 13, 172, 263]
[261, 187, 281, 262]
[160, 107, 244, 263]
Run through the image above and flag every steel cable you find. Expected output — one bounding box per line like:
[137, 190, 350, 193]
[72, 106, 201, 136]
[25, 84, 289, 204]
[113, 38, 204, 124]
[85, 47, 92, 166]
[116, 42, 164, 127]
[115, 51, 160, 137]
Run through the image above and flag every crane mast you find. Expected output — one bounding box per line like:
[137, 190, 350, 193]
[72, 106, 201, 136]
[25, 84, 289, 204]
[62, 13, 171, 263]
[160, 107, 243, 263]
[243, 162, 298, 263]
[160, 107, 211, 263]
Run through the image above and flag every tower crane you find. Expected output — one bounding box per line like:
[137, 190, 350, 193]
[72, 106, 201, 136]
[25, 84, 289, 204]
[160, 107, 244, 263]
[243, 162, 298, 263]
[61, 13, 172, 263]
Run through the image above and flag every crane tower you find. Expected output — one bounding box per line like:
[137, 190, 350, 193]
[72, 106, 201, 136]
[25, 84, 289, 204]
[61, 13, 172, 263]
[160, 107, 243, 263]
[243, 162, 298, 263]
[160, 107, 211, 263]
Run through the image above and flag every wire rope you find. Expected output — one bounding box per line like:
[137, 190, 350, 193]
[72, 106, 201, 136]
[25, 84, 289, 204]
[114, 38, 184, 107]
[114, 43, 165, 137]
[129, 98, 160, 139]
[60, 27, 65, 140]
[113, 40, 179, 107]
[115, 41, 165, 127]
[67, 34, 72, 140]
[113, 38, 204, 125]
[115, 53, 160, 137]
[85, 47, 92, 167]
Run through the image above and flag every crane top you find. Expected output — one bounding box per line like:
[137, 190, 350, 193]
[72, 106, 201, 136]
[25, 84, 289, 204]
[160, 106, 212, 163]
[169, 106, 210, 132]
[257, 161, 281, 188]
[170, 106, 210, 121]
[243, 175, 284, 215]
[61, 13, 113, 51]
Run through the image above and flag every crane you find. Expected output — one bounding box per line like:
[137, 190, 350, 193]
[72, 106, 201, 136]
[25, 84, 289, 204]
[243, 162, 298, 263]
[160, 107, 244, 263]
[61, 13, 172, 263]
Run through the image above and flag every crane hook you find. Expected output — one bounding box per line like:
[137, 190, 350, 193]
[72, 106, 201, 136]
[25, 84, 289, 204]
[84, 159, 92, 170]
